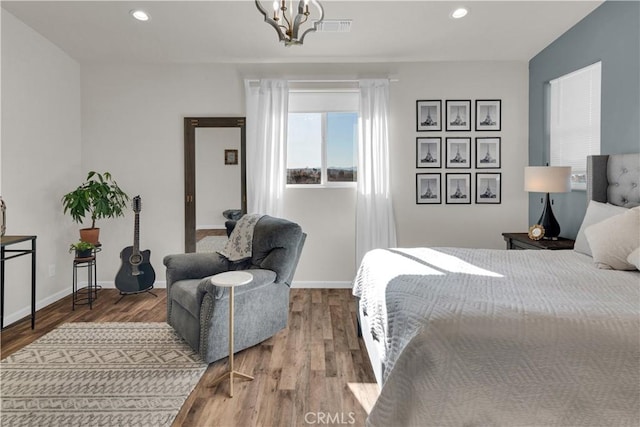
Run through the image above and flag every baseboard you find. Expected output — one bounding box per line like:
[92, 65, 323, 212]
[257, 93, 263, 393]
[290, 281, 352, 289]
[3, 280, 169, 327]
[3, 287, 73, 327]
[196, 225, 226, 230]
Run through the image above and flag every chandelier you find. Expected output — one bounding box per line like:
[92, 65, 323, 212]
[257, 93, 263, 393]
[255, 0, 325, 46]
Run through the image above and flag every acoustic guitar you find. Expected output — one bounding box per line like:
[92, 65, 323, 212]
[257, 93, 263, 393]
[115, 195, 156, 295]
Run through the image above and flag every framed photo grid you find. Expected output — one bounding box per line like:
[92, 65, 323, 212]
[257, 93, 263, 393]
[445, 100, 471, 131]
[414, 98, 504, 206]
[475, 100, 501, 131]
[416, 100, 442, 132]
[476, 173, 501, 204]
[417, 137, 441, 168]
[446, 138, 471, 169]
[416, 173, 441, 204]
[475, 137, 501, 169]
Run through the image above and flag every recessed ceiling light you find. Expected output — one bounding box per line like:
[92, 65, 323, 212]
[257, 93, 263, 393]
[451, 8, 468, 19]
[130, 10, 150, 22]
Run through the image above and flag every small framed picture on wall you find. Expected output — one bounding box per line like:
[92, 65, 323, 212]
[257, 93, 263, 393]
[416, 100, 442, 132]
[475, 100, 501, 131]
[475, 137, 501, 168]
[416, 173, 441, 204]
[224, 149, 238, 165]
[416, 137, 442, 168]
[445, 173, 471, 204]
[446, 137, 471, 169]
[476, 173, 502, 204]
[445, 100, 471, 131]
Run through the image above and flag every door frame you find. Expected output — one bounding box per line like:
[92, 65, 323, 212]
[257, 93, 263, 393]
[184, 117, 247, 252]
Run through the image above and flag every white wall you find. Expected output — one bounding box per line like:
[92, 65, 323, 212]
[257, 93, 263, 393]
[80, 63, 363, 287]
[1, 1, 533, 319]
[391, 62, 529, 248]
[81, 61, 528, 288]
[195, 127, 242, 229]
[80, 64, 244, 288]
[1, 10, 82, 325]
[284, 187, 356, 285]
[0, 35, 529, 325]
[0, 29, 528, 322]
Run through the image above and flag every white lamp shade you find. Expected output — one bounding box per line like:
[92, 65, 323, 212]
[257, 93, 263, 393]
[524, 166, 572, 193]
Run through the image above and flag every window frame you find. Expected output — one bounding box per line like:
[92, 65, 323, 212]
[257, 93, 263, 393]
[548, 61, 601, 191]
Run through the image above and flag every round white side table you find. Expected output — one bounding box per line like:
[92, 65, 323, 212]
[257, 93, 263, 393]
[208, 270, 254, 397]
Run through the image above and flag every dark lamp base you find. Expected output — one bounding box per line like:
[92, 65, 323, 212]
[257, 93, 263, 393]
[536, 193, 561, 239]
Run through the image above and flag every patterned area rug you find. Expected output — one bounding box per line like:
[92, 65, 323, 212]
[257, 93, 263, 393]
[1, 322, 207, 426]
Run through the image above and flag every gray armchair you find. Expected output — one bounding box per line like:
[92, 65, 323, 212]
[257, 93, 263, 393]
[163, 215, 306, 363]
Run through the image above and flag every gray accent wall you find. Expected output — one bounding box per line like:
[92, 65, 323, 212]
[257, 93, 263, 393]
[528, 1, 640, 238]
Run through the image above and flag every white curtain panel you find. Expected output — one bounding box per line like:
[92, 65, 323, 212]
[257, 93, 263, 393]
[356, 79, 398, 265]
[244, 79, 289, 217]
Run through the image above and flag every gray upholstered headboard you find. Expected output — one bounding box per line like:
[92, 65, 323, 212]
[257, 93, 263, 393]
[587, 153, 640, 208]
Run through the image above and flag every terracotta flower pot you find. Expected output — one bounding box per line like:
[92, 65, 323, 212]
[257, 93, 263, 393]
[79, 228, 100, 246]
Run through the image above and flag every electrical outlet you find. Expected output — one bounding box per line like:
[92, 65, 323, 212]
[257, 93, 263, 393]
[49, 264, 56, 277]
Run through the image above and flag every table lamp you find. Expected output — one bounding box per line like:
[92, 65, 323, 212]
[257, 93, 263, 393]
[524, 166, 571, 239]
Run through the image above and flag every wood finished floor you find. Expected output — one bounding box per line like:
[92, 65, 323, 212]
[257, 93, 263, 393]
[196, 228, 227, 241]
[1, 288, 379, 427]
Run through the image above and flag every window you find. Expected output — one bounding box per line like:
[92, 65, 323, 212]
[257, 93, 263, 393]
[549, 61, 601, 190]
[287, 91, 359, 186]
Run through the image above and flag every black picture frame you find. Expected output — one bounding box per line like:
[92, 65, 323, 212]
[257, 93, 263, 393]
[416, 100, 442, 132]
[475, 100, 501, 131]
[445, 137, 471, 169]
[445, 173, 471, 204]
[416, 137, 442, 168]
[476, 172, 502, 204]
[445, 100, 471, 131]
[416, 173, 442, 204]
[475, 137, 501, 169]
[224, 149, 238, 165]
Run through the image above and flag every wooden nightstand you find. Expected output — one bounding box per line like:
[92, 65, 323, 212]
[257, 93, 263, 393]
[502, 232, 575, 250]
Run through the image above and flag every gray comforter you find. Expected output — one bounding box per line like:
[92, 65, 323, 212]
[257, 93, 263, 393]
[353, 247, 640, 426]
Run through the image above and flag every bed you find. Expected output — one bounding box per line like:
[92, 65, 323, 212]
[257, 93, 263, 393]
[353, 153, 640, 426]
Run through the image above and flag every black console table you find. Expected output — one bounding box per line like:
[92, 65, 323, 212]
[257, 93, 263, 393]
[1, 235, 37, 329]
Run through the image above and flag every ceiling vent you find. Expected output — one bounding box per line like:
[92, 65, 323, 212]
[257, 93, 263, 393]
[315, 19, 352, 33]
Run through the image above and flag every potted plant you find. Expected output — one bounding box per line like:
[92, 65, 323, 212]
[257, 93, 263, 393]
[69, 241, 96, 258]
[62, 171, 130, 245]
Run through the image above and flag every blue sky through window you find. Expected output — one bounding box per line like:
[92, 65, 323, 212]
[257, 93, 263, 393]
[327, 112, 358, 169]
[287, 112, 358, 170]
[287, 113, 322, 169]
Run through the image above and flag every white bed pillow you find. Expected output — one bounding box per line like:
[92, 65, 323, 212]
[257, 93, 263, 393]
[584, 207, 640, 270]
[627, 247, 640, 271]
[574, 201, 628, 256]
